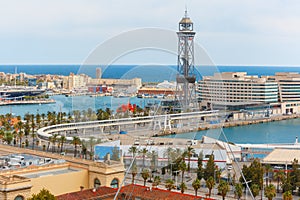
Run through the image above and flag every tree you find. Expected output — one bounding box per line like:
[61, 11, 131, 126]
[71, 136, 81, 157]
[264, 164, 272, 186]
[234, 183, 243, 200]
[240, 158, 263, 189]
[141, 168, 150, 186]
[250, 184, 260, 198]
[283, 191, 293, 200]
[148, 150, 158, 174]
[128, 146, 137, 161]
[111, 146, 120, 161]
[27, 188, 55, 200]
[185, 145, 195, 172]
[206, 176, 215, 197]
[282, 172, 293, 193]
[204, 154, 216, 181]
[180, 182, 187, 194]
[165, 178, 175, 191]
[178, 160, 187, 184]
[59, 135, 66, 153]
[139, 148, 148, 168]
[131, 164, 138, 184]
[218, 180, 230, 200]
[164, 147, 174, 171]
[197, 151, 204, 180]
[274, 169, 285, 193]
[264, 184, 276, 200]
[36, 113, 41, 129]
[49, 134, 58, 153]
[192, 178, 201, 196]
[153, 176, 161, 188]
[290, 158, 300, 193]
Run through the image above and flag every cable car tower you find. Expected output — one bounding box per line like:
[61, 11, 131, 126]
[176, 9, 197, 111]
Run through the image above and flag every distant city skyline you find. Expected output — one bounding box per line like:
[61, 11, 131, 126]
[1, 0, 300, 66]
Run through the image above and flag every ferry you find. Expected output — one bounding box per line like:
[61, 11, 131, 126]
[0, 86, 45, 98]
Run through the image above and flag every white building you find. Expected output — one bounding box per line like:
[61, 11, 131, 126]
[94, 134, 231, 170]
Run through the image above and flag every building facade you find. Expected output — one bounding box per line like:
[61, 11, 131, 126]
[198, 72, 279, 110]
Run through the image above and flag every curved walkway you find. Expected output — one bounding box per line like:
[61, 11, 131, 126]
[37, 110, 219, 141]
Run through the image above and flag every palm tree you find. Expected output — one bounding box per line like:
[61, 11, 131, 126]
[16, 121, 24, 147]
[265, 184, 276, 200]
[234, 183, 243, 200]
[50, 134, 58, 153]
[139, 148, 148, 168]
[128, 146, 137, 159]
[192, 178, 201, 196]
[264, 164, 272, 186]
[274, 169, 285, 193]
[18, 130, 24, 148]
[164, 147, 173, 168]
[71, 136, 81, 157]
[141, 168, 150, 186]
[87, 137, 98, 160]
[41, 113, 46, 126]
[131, 164, 138, 184]
[148, 150, 158, 175]
[218, 180, 230, 200]
[153, 176, 161, 188]
[206, 176, 215, 197]
[283, 191, 293, 200]
[180, 182, 187, 194]
[178, 160, 187, 184]
[185, 145, 195, 172]
[59, 135, 66, 153]
[165, 179, 175, 191]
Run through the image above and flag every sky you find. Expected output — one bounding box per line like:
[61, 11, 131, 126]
[1, 0, 300, 66]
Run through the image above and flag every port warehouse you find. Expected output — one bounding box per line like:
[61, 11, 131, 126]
[0, 145, 125, 200]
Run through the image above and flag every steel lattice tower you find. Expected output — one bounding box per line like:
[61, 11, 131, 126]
[176, 10, 196, 111]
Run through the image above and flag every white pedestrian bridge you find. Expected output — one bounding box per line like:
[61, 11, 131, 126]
[37, 110, 219, 141]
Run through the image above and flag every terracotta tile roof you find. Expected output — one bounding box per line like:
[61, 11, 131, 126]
[56, 184, 215, 200]
[56, 186, 116, 200]
[119, 184, 213, 200]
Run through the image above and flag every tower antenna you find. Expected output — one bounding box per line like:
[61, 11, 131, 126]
[176, 9, 197, 111]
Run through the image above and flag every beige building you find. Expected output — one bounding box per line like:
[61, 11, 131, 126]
[198, 72, 278, 110]
[88, 77, 142, 88]
[0, 145, 125, 200]
[198, 72, 300, 116]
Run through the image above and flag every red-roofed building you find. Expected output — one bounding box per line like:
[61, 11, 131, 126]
[56, 186, 116, 200]
[56, 184, 215, 200]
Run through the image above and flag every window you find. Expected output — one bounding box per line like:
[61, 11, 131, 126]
[94, 178, 101, 188]
[111, 178, 119, 188]
[14, 196, 24, 200]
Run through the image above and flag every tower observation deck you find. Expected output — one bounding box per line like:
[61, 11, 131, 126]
[176, 10, 197, 111]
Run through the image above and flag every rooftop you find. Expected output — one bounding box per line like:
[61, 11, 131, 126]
[56, 184, 214, 200]
[262, 148, 300, 165]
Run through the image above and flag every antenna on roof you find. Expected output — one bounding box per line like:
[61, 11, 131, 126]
[185, 5, 188, 18]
